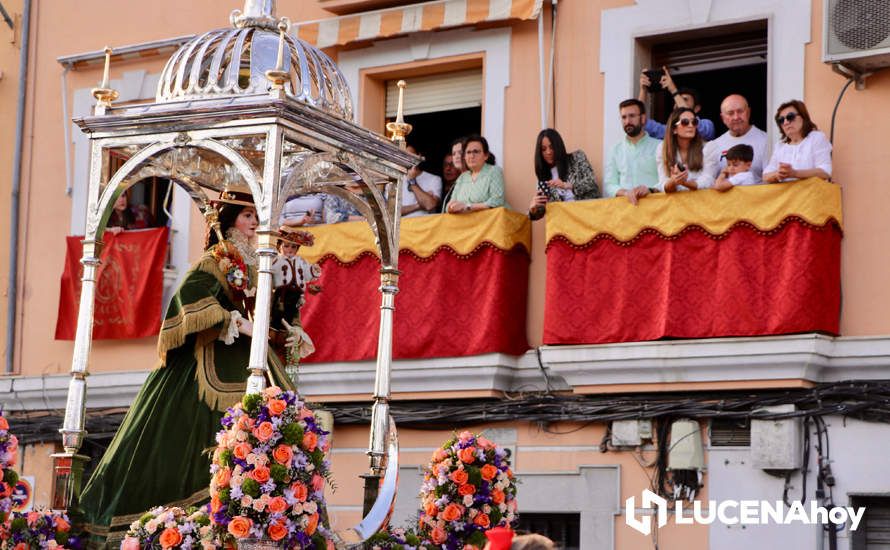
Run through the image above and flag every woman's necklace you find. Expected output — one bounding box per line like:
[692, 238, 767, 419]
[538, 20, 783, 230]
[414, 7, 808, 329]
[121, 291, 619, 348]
[225, 228, 258, 267]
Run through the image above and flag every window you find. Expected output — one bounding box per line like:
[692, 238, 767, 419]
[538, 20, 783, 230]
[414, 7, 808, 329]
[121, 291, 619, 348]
[384, 68, 483, 183]
[851, 496, 890, 549]
[514, 513, 580, 550]
[640, 20, 768, 133]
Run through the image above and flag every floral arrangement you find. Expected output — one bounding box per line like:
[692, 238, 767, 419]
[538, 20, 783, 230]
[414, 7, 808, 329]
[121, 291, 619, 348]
[209, 387, 333, 549]
[417, 431, 517, 550]
[1, 509, 81, 550]
[211, 244, 252, 298]
[0, 415, 19, 523]
[120, 506, 216, 550]
[367, 526, 432, 550]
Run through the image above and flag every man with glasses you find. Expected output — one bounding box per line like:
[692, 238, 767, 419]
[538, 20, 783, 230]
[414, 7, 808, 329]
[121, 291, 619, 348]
[703, 94, 770, 181]
[604, 99, 661, 205]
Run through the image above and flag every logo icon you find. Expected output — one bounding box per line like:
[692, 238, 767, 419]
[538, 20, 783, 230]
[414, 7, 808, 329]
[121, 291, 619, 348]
[625, 489, 668, 535]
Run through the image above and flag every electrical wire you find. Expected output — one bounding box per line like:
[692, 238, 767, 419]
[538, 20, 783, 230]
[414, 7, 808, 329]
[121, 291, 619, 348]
[829, 76, 855, 145]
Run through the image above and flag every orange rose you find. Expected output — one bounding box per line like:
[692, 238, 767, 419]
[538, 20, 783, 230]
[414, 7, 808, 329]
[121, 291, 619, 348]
[267, 496, 288, 514]
[458, 447, 476, 464]
[480, 464, 498, 481]
[424, 501, 438, 517]
[302, 431, 318, 452]
[305, 513, 319, 536]
[431, 527, 447, 544]
[267, 399, 287, 416]
[473, 513, 490, 529]
[214, 468, 232, 488]
[267, 520, 287, 541]
[490, 488, 505, 505]
[54, 515, 71, 532]
[227, 516, 252, 539]
[159, 527, 183, 548]
[291, 482, 309, 502]
[458, 483, 476, 496]
[273, 445, 293, 465]
[211, 495, 223, 514]
[253, 422, 275, 442]
[233, 443, 251, 460]
[441, 503, 463, 522]
[251, 466, 270, 483]
[0, 417, 8, 430]
[449, 469, 469, 485]
[311, 474, 325, 492]
[237, 416, 253, 431]
[14, 543, 27, 550]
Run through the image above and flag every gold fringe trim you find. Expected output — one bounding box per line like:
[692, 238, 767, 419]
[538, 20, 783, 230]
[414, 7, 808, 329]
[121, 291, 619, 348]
[157, 297, 230, 361]
[195, 340, 246, 412]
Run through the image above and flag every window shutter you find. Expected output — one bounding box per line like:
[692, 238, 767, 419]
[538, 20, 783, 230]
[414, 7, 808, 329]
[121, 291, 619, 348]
[385, 68, 483, 117]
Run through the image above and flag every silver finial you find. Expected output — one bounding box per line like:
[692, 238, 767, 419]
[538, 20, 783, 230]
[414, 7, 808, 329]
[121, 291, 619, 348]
[231, 0, 277, 29]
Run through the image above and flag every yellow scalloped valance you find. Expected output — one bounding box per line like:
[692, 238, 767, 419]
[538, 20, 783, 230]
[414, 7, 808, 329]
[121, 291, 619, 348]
[298, 207, 531, 264]
[545, 178, 842, 246]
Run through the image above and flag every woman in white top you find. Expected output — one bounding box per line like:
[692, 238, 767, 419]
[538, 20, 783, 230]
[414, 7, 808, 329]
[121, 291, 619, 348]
[657, 107, 717, 192]
[763, 100, 832, 183]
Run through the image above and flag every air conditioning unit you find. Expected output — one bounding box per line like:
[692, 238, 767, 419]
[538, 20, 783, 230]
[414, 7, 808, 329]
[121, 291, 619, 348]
[823, 0, 890, 73]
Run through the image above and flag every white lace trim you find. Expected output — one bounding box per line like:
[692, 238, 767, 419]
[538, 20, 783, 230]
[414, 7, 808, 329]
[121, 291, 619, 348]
[225, 227, 258, 267]
[219, 310, 242, 345]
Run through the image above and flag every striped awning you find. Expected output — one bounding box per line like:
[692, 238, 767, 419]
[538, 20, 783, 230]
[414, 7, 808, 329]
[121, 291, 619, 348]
[294, 0, 544, 48]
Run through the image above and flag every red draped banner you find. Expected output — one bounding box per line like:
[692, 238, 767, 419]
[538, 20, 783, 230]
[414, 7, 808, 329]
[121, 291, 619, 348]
[543, 179, 843, 345]
[55, 228, 169, 340]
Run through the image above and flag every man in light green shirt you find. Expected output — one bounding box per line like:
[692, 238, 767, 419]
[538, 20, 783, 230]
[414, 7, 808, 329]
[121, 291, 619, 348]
[604, 99, 661, 205]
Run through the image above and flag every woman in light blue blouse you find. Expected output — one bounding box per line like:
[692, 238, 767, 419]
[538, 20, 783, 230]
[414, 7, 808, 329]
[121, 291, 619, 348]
[445, 135, 509, 214]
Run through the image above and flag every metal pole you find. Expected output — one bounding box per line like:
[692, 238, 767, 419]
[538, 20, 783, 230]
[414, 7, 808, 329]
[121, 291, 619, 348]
[6, 0, 32, 374]
[245, 126, 283, 395]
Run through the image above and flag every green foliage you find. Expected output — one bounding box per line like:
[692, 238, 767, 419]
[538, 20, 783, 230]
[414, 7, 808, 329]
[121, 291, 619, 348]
[467, 530, 487, 547]
[55, 531, 69, 546]
[140, 512, 154, 525]
[269, 464, 288, 483]
[217, 488, 230, 503]
[310, 449, 324, 466]
[219, 449, 233, 468]
[10, 517, 27, 531]
[466, 465, 482, 486]
[280, 422, 304, 446]
[241, 478, 261, 498]
[242, 393, 262, 414]
[3, 468, 18, 486]
[489, 508, 502, 525]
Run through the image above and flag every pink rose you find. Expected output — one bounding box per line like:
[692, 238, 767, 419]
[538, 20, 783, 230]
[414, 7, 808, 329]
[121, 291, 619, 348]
[121, 537, 140, 550]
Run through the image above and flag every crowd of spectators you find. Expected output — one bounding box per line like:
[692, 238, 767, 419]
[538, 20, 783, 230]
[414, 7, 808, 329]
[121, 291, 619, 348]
[277, 65, 833, 226]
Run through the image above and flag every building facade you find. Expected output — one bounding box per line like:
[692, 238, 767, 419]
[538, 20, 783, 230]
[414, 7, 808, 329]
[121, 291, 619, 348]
[2, 0, 890, 548]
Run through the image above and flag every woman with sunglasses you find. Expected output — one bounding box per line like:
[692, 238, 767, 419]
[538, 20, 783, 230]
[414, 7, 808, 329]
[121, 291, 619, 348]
[657, 107, 717, 192]
[763, 100, 832, 184]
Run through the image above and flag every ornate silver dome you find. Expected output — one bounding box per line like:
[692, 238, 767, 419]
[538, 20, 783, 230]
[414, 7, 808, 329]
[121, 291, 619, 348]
[155, 0, 353, 120]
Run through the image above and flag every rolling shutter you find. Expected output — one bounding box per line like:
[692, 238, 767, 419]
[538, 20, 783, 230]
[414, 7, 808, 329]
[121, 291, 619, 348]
[385, 68, 483, 117]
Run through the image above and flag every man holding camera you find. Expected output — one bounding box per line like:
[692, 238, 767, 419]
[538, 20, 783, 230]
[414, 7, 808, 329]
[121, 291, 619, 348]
[401, 144, 442, 217]
[638, 66, 715, 141]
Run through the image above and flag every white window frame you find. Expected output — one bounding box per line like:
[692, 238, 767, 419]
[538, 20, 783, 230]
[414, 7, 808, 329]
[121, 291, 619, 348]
[70, 70, 192, 303]
[337, 26, 512, 167]
[600, 0, 811, 162]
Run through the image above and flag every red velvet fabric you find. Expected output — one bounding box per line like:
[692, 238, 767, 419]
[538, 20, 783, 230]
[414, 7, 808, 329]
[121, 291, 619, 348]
[302, 244, 530, 362]
[56, 228, 168, 340]
[543, 219, 842, 345]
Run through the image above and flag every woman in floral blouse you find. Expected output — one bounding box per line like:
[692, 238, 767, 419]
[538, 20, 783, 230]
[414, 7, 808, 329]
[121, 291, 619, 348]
[527, 128, 599, 220]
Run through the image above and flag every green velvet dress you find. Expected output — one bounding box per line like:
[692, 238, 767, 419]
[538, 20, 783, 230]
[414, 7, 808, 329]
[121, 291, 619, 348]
[79, 242, 294, 541]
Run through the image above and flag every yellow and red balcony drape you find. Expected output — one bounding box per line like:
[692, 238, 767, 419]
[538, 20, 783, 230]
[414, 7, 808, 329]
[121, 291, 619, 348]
[543, 178, 842, 345]
[299, 208, 531, 362]
[56, 228, 169, 340]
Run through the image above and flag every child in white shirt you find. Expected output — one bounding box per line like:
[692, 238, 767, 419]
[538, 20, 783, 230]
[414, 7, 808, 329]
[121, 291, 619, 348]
[714, 144, 759, 191]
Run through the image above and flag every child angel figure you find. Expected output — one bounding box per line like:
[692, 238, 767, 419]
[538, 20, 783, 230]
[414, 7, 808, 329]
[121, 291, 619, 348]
[271, 227, 322, 369]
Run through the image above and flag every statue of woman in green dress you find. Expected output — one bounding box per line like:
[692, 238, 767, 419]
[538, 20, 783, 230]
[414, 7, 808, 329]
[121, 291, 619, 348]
[80, 185, 297, 543]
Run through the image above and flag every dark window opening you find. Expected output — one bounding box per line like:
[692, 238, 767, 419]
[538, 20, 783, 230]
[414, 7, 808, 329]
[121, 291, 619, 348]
[640, 20, 769, 136]
[709, 417, 752, 447]
[515, 512, 580, 550]
[386, 106, 482, 178]
[851, 495, 890, 549]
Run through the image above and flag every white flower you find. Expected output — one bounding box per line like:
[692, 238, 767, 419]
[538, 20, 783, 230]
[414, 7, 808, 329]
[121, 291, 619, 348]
[462, 495, 474, 507]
